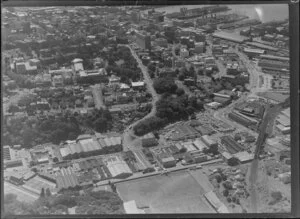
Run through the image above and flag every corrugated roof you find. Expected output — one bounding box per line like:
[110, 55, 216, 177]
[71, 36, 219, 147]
[233, 151, 254, 162]
[281, 108, 290, 118]
[201, 135, 217, 146]
[222, 151, 233, 159]
[277, 114, 290, 127]
[193, 139, 208, 151]
[60, 147, 71, 158]
[106, 160, 132, 178]
[56, 167, 79, 190]
[77, 134, 92, 141]
[99, 136, 122, 147]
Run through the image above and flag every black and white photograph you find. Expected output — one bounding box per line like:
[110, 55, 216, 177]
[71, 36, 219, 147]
[1, 2, 298, 216]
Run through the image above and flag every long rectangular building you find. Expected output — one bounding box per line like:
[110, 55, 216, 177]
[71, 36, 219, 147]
[220, 136, 244, 154]
[212, 31, 248, 43]
[60, 135, 122, 160]
[228, 111, 258, 129]
[56, 167, 80, 191]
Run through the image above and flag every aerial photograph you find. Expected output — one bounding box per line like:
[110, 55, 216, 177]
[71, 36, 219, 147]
[2, 4, 291, 216]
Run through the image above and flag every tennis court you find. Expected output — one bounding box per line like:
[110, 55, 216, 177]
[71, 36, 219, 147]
[22, 175, 56, 194]
[116, 170, 216, 213]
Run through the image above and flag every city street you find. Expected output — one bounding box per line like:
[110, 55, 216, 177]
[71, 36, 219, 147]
[122, 45, 160, 150]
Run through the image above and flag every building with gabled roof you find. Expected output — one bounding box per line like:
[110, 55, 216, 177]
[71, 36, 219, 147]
[105, 156, 132, 179]
[56, 166, 80, 191]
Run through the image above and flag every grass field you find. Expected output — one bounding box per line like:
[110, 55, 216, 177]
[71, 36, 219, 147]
[116, 170, 216, 213]
[4, 181, 39, 203]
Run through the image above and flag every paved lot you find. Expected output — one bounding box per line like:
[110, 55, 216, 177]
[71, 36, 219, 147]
[116, 170, 216, 213]
[4, 181, 39, 203]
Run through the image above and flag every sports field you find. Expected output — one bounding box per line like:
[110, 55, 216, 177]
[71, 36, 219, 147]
[116, 170, 216, 213]
[22, 175, 56, 194]
[4, 181, 39, 203]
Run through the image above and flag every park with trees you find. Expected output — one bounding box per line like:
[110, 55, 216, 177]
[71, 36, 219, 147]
[3, 189, 124, 216]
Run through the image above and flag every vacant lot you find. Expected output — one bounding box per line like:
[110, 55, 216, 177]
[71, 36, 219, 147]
[116, 170, 216, 213]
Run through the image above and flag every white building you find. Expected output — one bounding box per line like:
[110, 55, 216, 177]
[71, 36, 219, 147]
[106, 156, 132, 179]
[72, 58, 84, 72]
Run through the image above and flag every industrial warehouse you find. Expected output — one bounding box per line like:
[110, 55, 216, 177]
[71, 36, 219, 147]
[59, 134, 123, 160]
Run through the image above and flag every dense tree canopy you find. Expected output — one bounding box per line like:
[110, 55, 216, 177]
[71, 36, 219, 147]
[153, 77, 178, 94]
[134, 93, 204, 136]
[3, 189, 124, 216]
[3, 109, 112, 148]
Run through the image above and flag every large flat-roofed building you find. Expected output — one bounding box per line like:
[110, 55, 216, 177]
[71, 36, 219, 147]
[243, 47, 265, 58]
[105, 156, 132, 179]
[77, 68, 107, 84]
[157, 152, 176, 168]
[182, 141, 198, 152]
[141, 133, 158, 147]
[201, 135, 218, 148]
[98, 136, 123, 153]
[135, 31, 151, 50]
[193, 138, 209, 151]
[60, 134, 122, 160]
[212, 31, 248, 43]
[233, 151, 254, 163]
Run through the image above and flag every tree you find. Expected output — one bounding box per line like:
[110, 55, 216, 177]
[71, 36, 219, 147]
[179, 147, 187, 153]
[46, 188, 52, 197]
[178, 73, 185, 81]
[227, 157, 239, 166]
[227, 197, 232, 203]
[175, 88, 185, 96]
[150, 71, 155, 78]
[52, 157, 59, 163]
[153, 77, 178, 94]
[8, 104, 20, 114]
[232, 196, 236, 203]
[223, 181, 233, 190]
[215, 174, 222, 183]
[40, 188, 45, 198]
[223, 189, 229, 197]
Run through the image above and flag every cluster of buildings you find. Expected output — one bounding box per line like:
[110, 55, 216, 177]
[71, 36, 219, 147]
[59, 134, 123, 160]
[228, 100, 266, 131]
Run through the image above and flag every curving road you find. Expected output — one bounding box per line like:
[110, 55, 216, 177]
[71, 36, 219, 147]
[122, 45, 160, 150]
